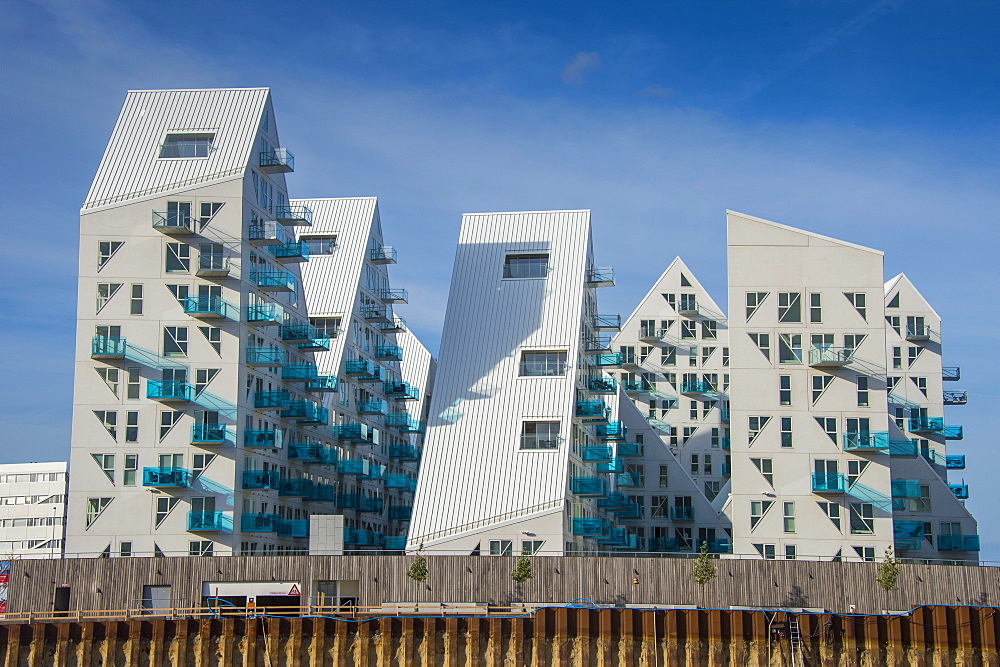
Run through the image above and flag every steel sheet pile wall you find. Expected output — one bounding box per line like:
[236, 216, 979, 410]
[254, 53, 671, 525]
[2, 607, 998, 665]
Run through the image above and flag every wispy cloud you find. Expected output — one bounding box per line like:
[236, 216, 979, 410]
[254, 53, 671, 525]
[561, 51, 601, 85]
[636, 84, 675, 99]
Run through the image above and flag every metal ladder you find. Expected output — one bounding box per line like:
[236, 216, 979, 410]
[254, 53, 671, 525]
[789, 616, 804, 666]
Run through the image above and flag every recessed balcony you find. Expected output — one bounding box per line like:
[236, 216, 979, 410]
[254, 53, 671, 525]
[283, 401, 328, 424]
[92, 335, 126, 359]
[273, 241, 310, 263]
[344, 528, 379, 546]
[720, 436, 731, 449]
[183, 295, 234, 319]
[246, 303, 283, 325]
[388, 505, 413, 521]
[147, 380, 194, 402]
[384, 381, 419, 400]
[670, 506, 695, 521]
[275, 204, 313, 227]
[259, 148, 294, 173]
[908, 417, 944, 433]
[842, 431, 890, 452]
[596, 422, 627, 441]
[188, 511, 228, 532]
[943, 366, 961, 381]
[575, 400, 609, 422]
[378, 288, 408, 304]
[621, 379, 652, 394]
[586, 376, 617, 393]
[721, 462, 731, 476]
[143, 467, 191, 487]
[649, 538, 685, 552]
[812, 473, 847, 493]
[594, 314, 621, 332]
[249, 220, 290, 246]
[196, 254, 230, 277]
[305, 375, 338, 392]
[254, 390, 290, 410]
[808, 346, 855, 368]
[191, 424, 228, 445]
[244, 429, 282, 448]
[370, 245, 397, 264]
[586, 267, 615, 287]
[242, 470, 280, 489]
[949, 484, 969, 500]
[278, 478, 313, 497]
[571, 475, 606, 496]
[282, 363, 319, 382]
[706, 539, 733, 554]
[241, 513, 280, 532]
[938, 534, 980, 551]
[374, 345, 403, 361]
[337, 493, 384, 512]
[946, 455, 966, 469]
[943, 390, 968, 405]
[720, 406, 730, 422]
[152, 210, 193, 234]
[590, 353, 622, 368]
[362, 304, 392, 323]
[251, 269, 297, 292]
[388, 444, 420, 461]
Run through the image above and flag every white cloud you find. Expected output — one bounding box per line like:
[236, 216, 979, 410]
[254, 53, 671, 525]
[561, 50, 601, 85]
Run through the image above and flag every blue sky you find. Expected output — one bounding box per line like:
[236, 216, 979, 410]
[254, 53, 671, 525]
[1, 0, 997, 555]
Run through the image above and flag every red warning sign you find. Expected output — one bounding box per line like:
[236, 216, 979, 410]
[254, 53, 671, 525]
[288, 583, 300, 596]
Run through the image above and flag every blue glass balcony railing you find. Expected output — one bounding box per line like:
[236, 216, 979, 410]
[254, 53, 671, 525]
[151, 210, 193, 233]
[720, 437, 731, 450]
[245, 303, 283, 325]
[575, 400, 609, 421]
[943, 390, 968, 405]
[182, 295, 234, 319]
[374, 345, 403, 361]
[370, 245, 397, 264]
[377, 289, 408, 304]
[615, 471, 642, 486]
[241, 513, 280, 532]
[143, 467, 190, 487]
[275, 204, 313, 226]
[893, 519, 924, 545]
[307, 483, 336, 503]
[346, 359, 375, 376]
[337, 494, 384, 513]
[385, 412, 413, 428]
[277, 519, 310, 537]
[808, 346, 855, 367]
[280, 322, 317, 342]
[617, 443, 643, 457]
[254, 390, 290, 409]
[191, 424, 228, 444]
[680, 380, 715, 395]
[949, 484, 970, 500]
[384, 381, 419, 400]
[938, 535, 980, 551]
[596, 457, 624, 473]
[946, 455, 966, 469]
[597, 492, 629, 511]
[259, 148, 294, 173]
[889, 439, 918, 457]
[646, 417, 672, 432]
[571, 476, 606, 496]
[384, 536, 408, 550]
[388, 444, 420, 460]
[244, 429, 282, 448]
[92, 335, 127, 358]
[942, 366, 961, 381]
[943, 425, 963, 440]
[246, 346, 286, 366]
[706, 539, 733, 554]
[649, 538, 685, 552]
[594, 314, 621, 331]
[389, 505, 413, 521]
[384, 474, 417, 490]
[812, 473, 847, 493]
[288, 443, 323, 461]
[147, 380, 194, 402]
[891, 479, 921, 498]
[670, 506, 695, 521]
[283, 401, 328, 424]
[572, 517, 613, 537]
[596, 422, 627, 441]
[620, 379, 653, 393]
[589, 353, 622, 367]
[242, 470, 280, 489]
[278, 478, 313, 497]
[720, 406, 730, 421]
[250, 269, 297, 292]
[336, 423, 367, 441]
[586, 267, 616, 287]
[721, 462, 731, 476]
[402, 419, 425, 434]
[337, 459, 371, 476]
[282, 363, 319, 382]
[188, 511, 228, 531]
[586, 376, 617, 393]
[843, 431, 890, 452]
[359, 400, 385, 415]
[909, 417, 944, 433]
[273, 241, 310, 262]
[305, 375, 339, 392]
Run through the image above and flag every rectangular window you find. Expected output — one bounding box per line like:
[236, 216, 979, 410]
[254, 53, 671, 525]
[163, 327, 188, 357]
[690, 454, 699, 475]
[489, 540, 513, 556]
[857, 376, 869, 407]
[658, 465, 669, 488]
[123, 454, 137, 486]
[503, 254, 548, 279]
[199, 202, 223, 229]
[754, 544, 777, 560]
[520, 421, 560, 450]
[301, 235, 339, 255]
[778, 334, 802, 363]
[785, 545, 797, 560]
[783, 502, 795, 533]
[651, 496, 669, 518]
[679, 294, 697, 313]
[746, 291, 768, 321]
[155, 496, 178, 527]
[849, 503, 875, 534]
[892, 347, 902, 369]
[119, 542, 132, 558]
[189, 540, 214, 556]
[886, 315, 901, 336]
[519, 351, 567, 376]
[165, 243, 191, 273]
[701, 321, 717, 340]
[125, 411, 139, 442]
[909, 485, 932, 512]
[86, 498, 112, 527]
[159, 133, 215, 158]
[160, 411, 181, 440]
[129, 284, 143, 315]
[660, 346, 676, 366]
[778, 292, 801, 322]
[624, 464, 645, 486]
[310, 318, 342, 338]
[809, 293, 822, 323]
[780, 417, 793, 448]
[779, 375, 791, 405]
[812, 376, 832, 404]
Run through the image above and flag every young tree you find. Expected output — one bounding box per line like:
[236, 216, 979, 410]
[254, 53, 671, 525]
[511, 555, 534, 584]
[692, 540, 717, 607]
[876, 546, 900, 592]
[407, 543, 428, 584]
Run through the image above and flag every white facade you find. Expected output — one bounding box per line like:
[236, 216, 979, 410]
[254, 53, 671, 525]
[0, 463, 68, 560]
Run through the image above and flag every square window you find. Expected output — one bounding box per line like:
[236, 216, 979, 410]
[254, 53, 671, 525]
[520, 421, 560, 450]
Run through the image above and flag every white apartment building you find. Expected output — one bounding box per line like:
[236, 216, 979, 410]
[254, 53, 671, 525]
[408, 210, 637, 555]
[0, 463, 68, 560]
[65, 88, 431, 558]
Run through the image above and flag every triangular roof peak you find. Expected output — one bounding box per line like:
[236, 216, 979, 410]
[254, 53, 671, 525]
[727, 210, 884, 256]
[883, 272, 941, 319]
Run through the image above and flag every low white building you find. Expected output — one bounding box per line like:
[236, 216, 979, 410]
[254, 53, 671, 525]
[0, 462, 68, 559]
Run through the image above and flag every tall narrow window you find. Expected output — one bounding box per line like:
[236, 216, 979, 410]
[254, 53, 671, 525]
[96, 283, 122, 313]
[892, 347, 902, 369]
[857, 376, 869, 407]
[123, 455, 137, 486]
[126, 367, 141, 399]
[722, 347, 730, 366]
[777, 292, 801, 322]
[783, 502, 795, 532]
[844, 292, 867, 320]
[778, 375, 791, 405]
[98, 241, 123, 270]
[745, 292, 768, 321]
[125, 411, 139, 442]
[130, 284, 143, 315]
[780, 417, 793, 448]
[809, 293, 822, 323]
[503, 254, 548, 279]
[749, 333, 770, 361]
[658, 465, 669, 488]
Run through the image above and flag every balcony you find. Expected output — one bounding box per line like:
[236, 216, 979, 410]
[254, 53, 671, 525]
[938, 535, 980, 551]
[617, 443, 643, 457]
[282, 363, 319, 382]
[680, 380, 716, 396]
[183, 295, 234, 319]
[943, 390, 968, 405]
[949, 484, 970, 500]
[281, 323, 330, 351]
[336, 423, 371, 442]
[288, 443, 323, 462]
[152, 210, 193, 234]
[893, 520, 924, 551]
[389, 505, 413, 521]
[246, 303, 283, 325]
[590, 353, 622, 368]
[808, 346, 855, 368]
[346, 359, 375, 376]
[275, 204, 313, 227]
[246, 346, 285, 366]
[670, 506, 695, 521]
[191, 424, 228, 445]
[378, 288, 408, 304]
[385, 412, 412, 428]
[650, 538, 686, 552]
[384, 536, 408, 550]
[586, 376, 617, 393]
[909, 417, 944, 433]
[250, 269, 297, 292]
[677, 299, 699, 316]
[143, 467, 190, 487]
[273, 241, 310, 263]
[575, 400, 609, 422]
[596, 422, 627, 441]
[616, 471, 642, 486]
[374, 345, 404, 361]
[359, 400, 385, 415]
[278, 478, 313, 497]
[196, 254, 230, 277]
[706, 539, 733, 554]
[943, 425, 963, 440]
[812, 473, 847, 493]
[891, 480, 921, 498]
[241, 513, 280, 532]
[637, 327, 666, 343]
[402, 419, 424, 433]
[943, 366, 960, 381]
[307, 483, 336, 503]
[338, 494, 384, 513]
[721, 462, 731, 476]
[147, 380, 193, 402]
[283, 401, 328, 424]
[188, 511, 228, 532]
[889, 439, 918, 457]
[621, 379, 652, 394]
[384, 381, 419, 400]
[337, 459, 372, 476]
[721, 437, 730, 449]
[305, 375, 339, 392]
[378, 317, 407, 334]
[586, 267, 615, 287]
[244, 429, 282, 448]
[92, 335, 126, 359]
[259, 148, 294, 173]
[597, 492, 629, 512]
[388, 444, 420, 461]
[572, 517, 613, 537]
[571, 476, 606, 496]
[946, 455, 966, 470]
[646, 417, 672, 432]
[582, 445, 613, 462]
[242, 470, 280, 489]
[583, 336, 613, 353]
[721, 406, 730, 422]
[370, 245, 397, 264]
[594, 314, 621, 332]
[277, 519, 310, 538]
[842, 431, 890, 452]
[254, 390, 290, 410]
[344, 528, 379, 546]
[905, 324, 933, 341]
[362, 304, 391, 323]
[384, 474, 415, 489]
[249, 220, 290, 246]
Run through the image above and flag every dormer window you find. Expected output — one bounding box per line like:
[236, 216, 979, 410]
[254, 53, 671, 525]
[159, 133, 216, 158]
